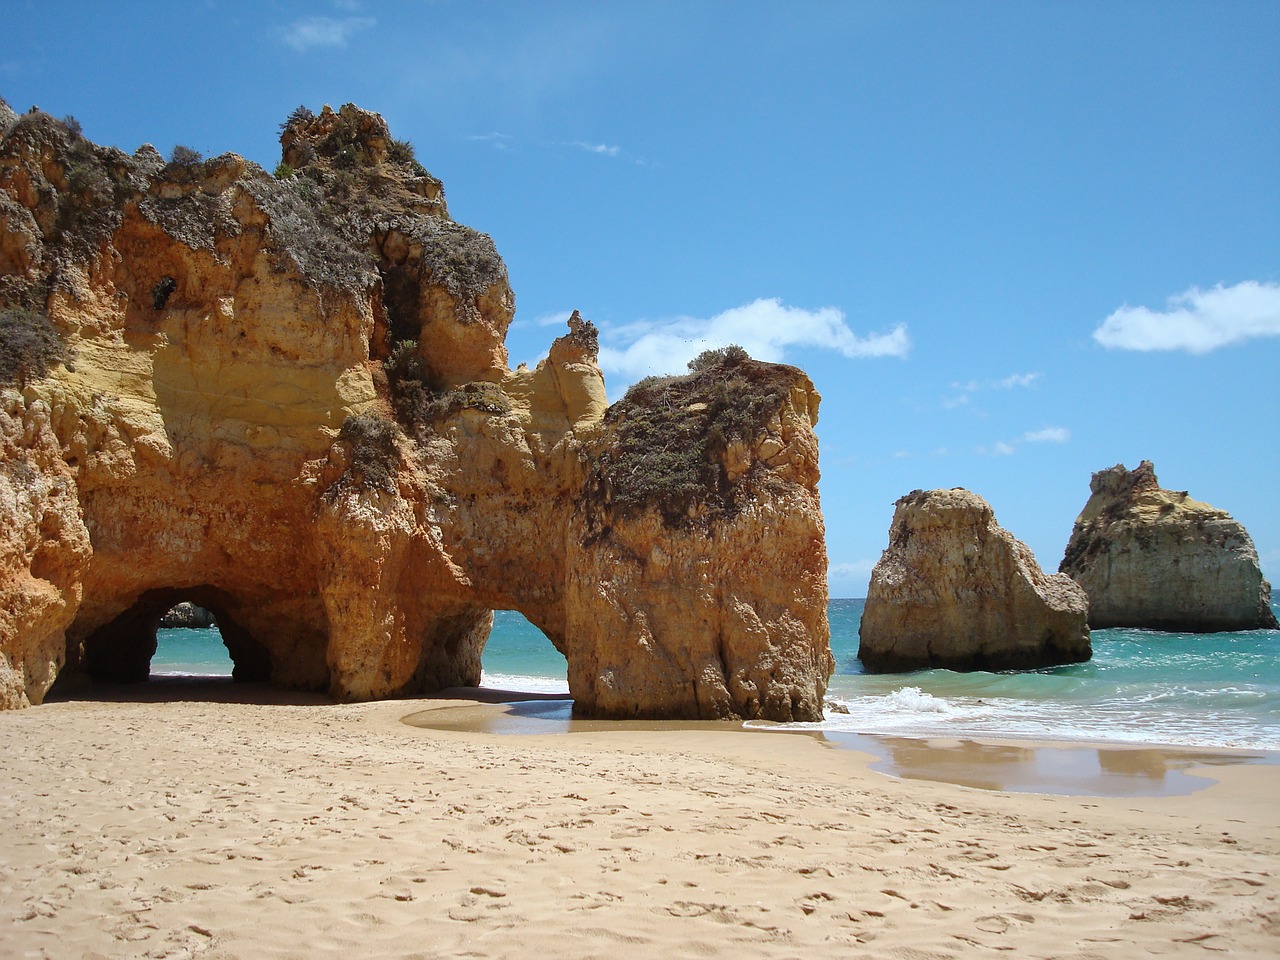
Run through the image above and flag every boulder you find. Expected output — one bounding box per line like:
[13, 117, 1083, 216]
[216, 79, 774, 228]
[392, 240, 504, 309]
[1060, 461, 1277, 631]
[0, 100, 831, 717]
[157, 602, 217, 629]
[858, 488, 1090, 672]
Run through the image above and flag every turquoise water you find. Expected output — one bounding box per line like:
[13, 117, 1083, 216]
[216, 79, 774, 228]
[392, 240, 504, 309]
[153, 600, 1280, 749]
[150, 627, 237, 677]
[817, 599, 1280, 750]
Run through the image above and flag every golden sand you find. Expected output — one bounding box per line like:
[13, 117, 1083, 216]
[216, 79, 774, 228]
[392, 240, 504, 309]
[2, 682, 1276, 958]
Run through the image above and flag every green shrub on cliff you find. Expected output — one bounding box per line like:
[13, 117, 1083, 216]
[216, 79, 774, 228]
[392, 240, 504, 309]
[416, 220, 505, 322]
[244, 174, 377, 291]
[588, 347, 793, 527]
[327, 412, 401, 497]
[386, 138, 430, 177]
[0, 308, 69, 387]
[384, 340, 511, 436]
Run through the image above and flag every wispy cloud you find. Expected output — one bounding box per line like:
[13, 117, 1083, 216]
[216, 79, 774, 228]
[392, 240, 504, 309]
[1094, 280, 1280, 353]
[997, 372, 1041, 389]
[275, 15, 375, 52]
[1023, 426, 1070, 444]
[469, 132, 514, 151]
[977, 425, 1070, 456]
[943, 371, 1039, 409]
[572, 141, 621, 157]
[596, 297, 909, 395]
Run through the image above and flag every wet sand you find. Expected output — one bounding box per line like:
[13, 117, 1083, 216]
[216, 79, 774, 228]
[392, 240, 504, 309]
[407, 696, 1280, 798]
[2, 681, 1277, 958]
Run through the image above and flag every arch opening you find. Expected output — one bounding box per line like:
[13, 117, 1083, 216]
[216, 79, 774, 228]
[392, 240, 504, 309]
[479, 610, 569, 696]
[82, 586, 271, 685]
[153, 603, 232, 677]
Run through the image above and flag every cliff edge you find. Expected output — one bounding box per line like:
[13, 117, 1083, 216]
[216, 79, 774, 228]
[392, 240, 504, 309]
[0, 100, 831, 717]
[1060, 461, 1276, 632]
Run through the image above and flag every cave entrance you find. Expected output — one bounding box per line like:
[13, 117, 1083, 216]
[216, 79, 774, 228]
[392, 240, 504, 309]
[81, 586, 271, 685]
[480, 610, 568, 696]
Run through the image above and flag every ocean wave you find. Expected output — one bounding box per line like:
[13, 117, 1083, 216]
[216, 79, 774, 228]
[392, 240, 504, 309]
[479, 671, 569, 696]
[808, 688, 1280, 751]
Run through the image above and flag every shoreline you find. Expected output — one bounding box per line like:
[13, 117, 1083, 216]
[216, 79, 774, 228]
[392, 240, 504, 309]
[5, 683, 1278, 957]
[40, 676, 1280, 800]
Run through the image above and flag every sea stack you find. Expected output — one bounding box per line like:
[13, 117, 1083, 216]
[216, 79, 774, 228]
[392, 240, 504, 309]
[858, 488, 1090, 673]
[0, 101, 831, 717]
[1060, 461, 1277, 632]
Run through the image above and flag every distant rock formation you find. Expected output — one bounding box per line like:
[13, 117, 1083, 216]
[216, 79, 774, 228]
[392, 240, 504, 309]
[1060, 461, 1277, 632]
[858, 488, 1090, 672]
[158, 603, 216, 629]
[0, 100, 831, 717]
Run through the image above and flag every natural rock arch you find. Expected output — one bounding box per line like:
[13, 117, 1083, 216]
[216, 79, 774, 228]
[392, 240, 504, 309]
[0, 100, 832, 719]
[77, 587, 268, 684]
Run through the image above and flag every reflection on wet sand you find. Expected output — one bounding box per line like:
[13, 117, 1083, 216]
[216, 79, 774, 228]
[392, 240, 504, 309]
[403, 697, 1278, 798]
[830, 735, 1277, 797]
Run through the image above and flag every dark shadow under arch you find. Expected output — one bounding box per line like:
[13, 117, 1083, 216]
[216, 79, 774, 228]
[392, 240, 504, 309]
[81, 586, 271, 684]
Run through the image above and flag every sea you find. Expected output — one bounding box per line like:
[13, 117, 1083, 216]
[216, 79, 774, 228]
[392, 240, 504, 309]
[153, 598, 1280, 751]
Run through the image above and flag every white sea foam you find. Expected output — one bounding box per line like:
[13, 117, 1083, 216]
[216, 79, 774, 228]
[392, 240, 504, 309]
[807, 688, 1280, 751]
[479, 671, 570, 696]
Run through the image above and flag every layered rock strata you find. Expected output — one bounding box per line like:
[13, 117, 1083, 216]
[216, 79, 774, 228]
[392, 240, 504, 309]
[0, 100, 831, 717]
[858, 488, 1090, 672]
[1060, 461, 1277, 632]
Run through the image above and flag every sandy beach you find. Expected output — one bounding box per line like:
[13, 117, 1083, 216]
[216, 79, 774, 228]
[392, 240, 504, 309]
[2, 683, 1277, 959]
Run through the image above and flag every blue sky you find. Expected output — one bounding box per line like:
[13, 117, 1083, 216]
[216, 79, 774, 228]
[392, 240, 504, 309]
[6, 1, 1279, 596]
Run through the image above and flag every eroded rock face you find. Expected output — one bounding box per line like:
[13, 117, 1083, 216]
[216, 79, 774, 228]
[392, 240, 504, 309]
[0, 101, 831, 717]
[1060, 461, 1277, 632]
[859, 488, 1090, 672]
[0, 393, 91, 706]
[568, 356, 831, 720]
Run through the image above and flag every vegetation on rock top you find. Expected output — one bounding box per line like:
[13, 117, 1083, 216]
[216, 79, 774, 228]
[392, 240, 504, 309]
[585, 346, 796, 528]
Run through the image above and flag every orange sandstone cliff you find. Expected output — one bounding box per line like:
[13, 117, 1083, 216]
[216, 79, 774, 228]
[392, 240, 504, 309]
[0, 100, 831, 718]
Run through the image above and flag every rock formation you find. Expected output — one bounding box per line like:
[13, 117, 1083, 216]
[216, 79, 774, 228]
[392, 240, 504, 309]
[858, 488, 1090, 672]
[158, 602, 216, 628]
[1060, 461, 1277, 632]
[0, 100, 831, 717]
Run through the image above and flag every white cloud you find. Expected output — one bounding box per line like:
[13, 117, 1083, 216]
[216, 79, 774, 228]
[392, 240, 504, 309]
[993, 441, 1016, 456]
[944, 371, 1040, 409]
[1094, 280, 1280, 353]
[572, 141, 621, 157]
[1023, 426, 1069, 443]
[998, 372, 1041, 389]
[276, 16, 375, 52]
[596, 297, 909, 391]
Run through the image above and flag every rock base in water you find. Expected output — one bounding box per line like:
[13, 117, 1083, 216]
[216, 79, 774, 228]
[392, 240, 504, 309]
[1060, 461, 1277, 632]
[858, 488, 1090, 673]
